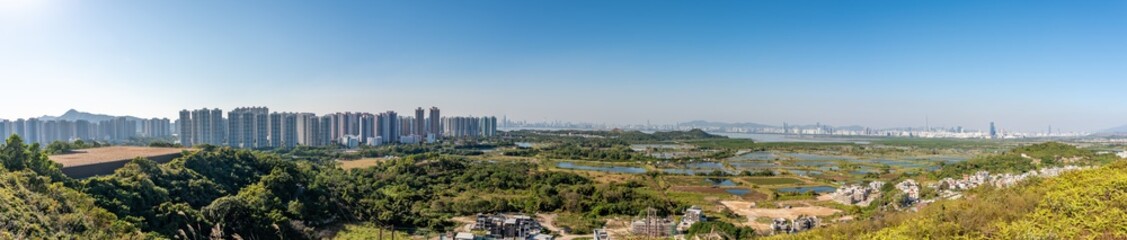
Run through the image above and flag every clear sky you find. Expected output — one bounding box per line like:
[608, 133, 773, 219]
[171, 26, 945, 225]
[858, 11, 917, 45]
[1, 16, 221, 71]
[0, 0, 1124, 132]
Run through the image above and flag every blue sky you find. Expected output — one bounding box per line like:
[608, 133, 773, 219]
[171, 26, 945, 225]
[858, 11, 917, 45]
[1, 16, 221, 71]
[0, 0, 1124, 132]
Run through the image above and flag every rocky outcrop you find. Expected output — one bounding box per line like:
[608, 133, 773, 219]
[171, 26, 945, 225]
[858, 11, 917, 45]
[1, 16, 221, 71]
[936, 166, 1086, 192]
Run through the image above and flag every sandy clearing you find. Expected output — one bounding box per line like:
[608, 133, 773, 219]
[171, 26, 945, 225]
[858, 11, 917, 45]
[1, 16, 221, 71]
[720, 200, 841, 231]
[338, 158, 387, 170]
[49, 146, 186, 167]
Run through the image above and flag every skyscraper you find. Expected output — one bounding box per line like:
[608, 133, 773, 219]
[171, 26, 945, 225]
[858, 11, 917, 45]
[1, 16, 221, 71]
[989, 122, 997, 139]
[269, 113, 283, 148]
[483, 116, 497, 137]
[296, 113, 318, 146]
[180, 108, 224, 146]
[0, 120, 10, 140]
[179, 110, 192, 146]
[377, 111, 399, 144]
[228, 107, 269, 148]
[428, 107, 441, 138]
[441, 116, 496, 138]
[415, 107, 425, 137]
[283, 113, 297, 148]
[318, 115, 333, 145]
[25, 118, 41, 145]
[359, 113, 376, 144]
[142, 118, 171, 138]
[14, 119, 26, 143]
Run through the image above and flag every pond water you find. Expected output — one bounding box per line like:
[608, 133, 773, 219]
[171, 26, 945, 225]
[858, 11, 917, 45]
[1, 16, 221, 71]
[912, 156, 969, 163]
[868, 159, 928, 168]
[729, 161, 777, 168]
[663, 168, 735, 175]
[851, 170, 878, 175]
[663, 169, 703, 175]
[789, 169, 823, 176]
[793, 161, 836, 167]
[776, 186, 837, 194]
[556, 162, 647, 174]
[515, 142, 533, 148]
[725, 188, 751, 196]
[785, 153, 855, 161]
[730, 151, 778, 161]
[685, 162, 725, 169]
[707, 178, 738, 187]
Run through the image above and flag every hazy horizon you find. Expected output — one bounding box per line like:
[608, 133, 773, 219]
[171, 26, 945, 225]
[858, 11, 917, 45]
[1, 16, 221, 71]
[2, 1, 1125, 132]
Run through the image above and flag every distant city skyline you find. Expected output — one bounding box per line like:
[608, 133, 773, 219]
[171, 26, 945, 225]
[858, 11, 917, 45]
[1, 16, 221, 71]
[2, 1, 1125, 132]
[0, 107, 1092, 136]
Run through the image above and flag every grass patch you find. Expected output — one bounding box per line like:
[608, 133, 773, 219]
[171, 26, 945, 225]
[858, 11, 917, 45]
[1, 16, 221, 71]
[740, 177, 804, 185]
[555, 212, 603, 235]
[333, 224, 412, 240]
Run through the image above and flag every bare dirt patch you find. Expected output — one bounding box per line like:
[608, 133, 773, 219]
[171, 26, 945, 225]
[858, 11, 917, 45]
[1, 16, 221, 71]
[49, 146, 185, 167]
[720, 200, 842, 231]
[338, 158, 386, 170]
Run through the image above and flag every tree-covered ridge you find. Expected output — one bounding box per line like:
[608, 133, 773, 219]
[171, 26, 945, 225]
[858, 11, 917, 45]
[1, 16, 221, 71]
[69, 144, 674, 238]
[331, 154, 677, 232]
[82, 146, 346, 239]
[932, 142, 1114, 179]
[1, 135, 69, 184]
[0, 135, 141, 239]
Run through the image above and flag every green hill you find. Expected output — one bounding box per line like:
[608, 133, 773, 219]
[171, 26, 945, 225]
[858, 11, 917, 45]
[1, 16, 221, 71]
[769, 159, 1127, 239]
[0, 136, 141, 239]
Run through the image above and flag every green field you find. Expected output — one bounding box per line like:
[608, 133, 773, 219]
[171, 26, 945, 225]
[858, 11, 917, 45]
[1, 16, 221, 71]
[739, 177, 805, 185]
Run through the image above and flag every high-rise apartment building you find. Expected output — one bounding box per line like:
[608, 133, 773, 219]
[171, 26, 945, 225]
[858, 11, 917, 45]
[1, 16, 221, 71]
[400, 116, 414, 137]
[359, 113, 376, 144]
[267, 112, 299, 148]
[428, 107, 441, 138]
[181, 108, 225, 146]
[178, 110, 192, 146]
[25, 118, 41, 145]
[442, 116, 498, 138]
[228, 107, 268, 148]
[415, 107, 425, 137]
[318, 115, 333, 146]
[141, 118, 171, 138]
[482, 116, 497, 137]
[377, 111, 399, 144]
[75, 120, 92, 140]
[989, 122, 997, 139]
[14, 119, 26, 143]
[295, 113, 317, 146]
[0, 120, 10, 140]
[93, 117, 138, 142]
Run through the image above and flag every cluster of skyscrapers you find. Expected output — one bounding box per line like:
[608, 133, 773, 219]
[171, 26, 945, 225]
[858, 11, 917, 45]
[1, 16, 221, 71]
[0, 117, 172, 145]
[178, 106, 498, 148]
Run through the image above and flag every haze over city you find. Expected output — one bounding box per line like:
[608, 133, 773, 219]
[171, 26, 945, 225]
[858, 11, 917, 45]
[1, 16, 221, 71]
[2, 1, 1125, 132]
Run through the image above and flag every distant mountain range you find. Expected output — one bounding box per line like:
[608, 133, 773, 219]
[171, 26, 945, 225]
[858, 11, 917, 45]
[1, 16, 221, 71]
[35, 109, 146, 122]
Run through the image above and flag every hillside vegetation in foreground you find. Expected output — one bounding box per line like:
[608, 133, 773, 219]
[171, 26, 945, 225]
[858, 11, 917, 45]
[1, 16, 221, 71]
[769, 159, 1127, 239]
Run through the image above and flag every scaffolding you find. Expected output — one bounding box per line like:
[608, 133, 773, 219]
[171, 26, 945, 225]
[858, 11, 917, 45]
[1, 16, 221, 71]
[631, 208, 675, 238]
